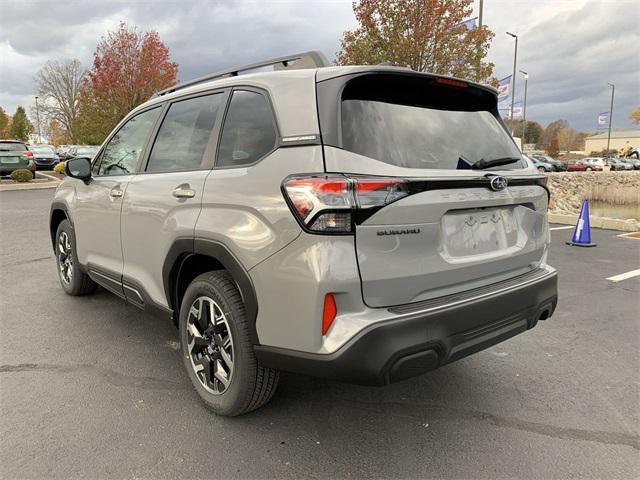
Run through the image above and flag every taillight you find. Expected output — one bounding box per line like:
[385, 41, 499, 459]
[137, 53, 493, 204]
[282, 175, 409, 234]
[23, 151, 33, 157]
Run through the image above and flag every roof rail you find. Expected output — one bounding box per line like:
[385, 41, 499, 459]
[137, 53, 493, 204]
[152, 51, 330, 98]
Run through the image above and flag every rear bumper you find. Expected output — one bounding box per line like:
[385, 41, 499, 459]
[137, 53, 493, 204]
[255, 266, 558, 386]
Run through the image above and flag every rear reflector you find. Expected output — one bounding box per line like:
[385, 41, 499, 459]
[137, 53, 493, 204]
[322, 293, 337, 335]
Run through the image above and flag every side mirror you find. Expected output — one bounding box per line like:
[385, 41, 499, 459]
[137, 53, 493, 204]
[65, 157, 92, 182]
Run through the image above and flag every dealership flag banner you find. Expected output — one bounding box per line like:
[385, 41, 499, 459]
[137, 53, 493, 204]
[460, 17, 477, 30]
[511, 102, 523, 119]
[498, 76, 511, 103]
[597, 112, 609, 130]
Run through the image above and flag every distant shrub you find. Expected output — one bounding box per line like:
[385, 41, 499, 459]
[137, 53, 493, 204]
[10, 169, 33, 183]
[53, 162, 66, 175]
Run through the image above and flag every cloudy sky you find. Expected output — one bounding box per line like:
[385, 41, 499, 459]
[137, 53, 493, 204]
[1, 0, 638, 132]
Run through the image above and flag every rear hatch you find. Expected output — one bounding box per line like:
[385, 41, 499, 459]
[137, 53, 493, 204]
[0, 142, 31, 170]
[316, 71, 549, 307]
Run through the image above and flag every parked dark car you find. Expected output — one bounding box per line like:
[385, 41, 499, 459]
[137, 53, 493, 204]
[567, 160, 602, 172]
[28, 145, 60, 170]
[65, 145, 100, 160]
[0, 140, 36, 178]
[529, 154, 567, 172]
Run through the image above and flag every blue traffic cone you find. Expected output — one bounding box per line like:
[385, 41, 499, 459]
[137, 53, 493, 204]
[566, 199, 596, 247]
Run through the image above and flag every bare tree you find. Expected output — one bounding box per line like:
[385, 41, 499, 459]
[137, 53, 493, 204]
[34, 59, 85, 143]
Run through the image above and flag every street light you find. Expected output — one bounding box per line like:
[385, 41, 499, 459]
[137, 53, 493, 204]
[606, 83, 615, 157]
[506, 32, 518, 134]
[520, 70, 528, 144]
[34, 96, 41, 144]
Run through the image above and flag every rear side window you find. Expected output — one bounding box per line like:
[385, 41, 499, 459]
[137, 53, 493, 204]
[0, 142, 27, 151]
[217, 90, 277, 168]
[147, 93, 224, 172]
[331, 74, 523, 170]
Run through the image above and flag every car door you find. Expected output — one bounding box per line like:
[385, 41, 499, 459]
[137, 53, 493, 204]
[120, 90, 228, 308]
[73, 106, 163, 295]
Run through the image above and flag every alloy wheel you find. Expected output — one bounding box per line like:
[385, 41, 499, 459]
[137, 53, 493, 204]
[57, 231, 73, 285]
[186, 296, 234, 395]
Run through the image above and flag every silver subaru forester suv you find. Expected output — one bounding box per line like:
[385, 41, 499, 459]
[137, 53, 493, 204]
[50, 52, 557, 416]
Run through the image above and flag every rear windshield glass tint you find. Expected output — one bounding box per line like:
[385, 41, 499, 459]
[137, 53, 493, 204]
[339, 74, 523, 170]
[0, 142, 27, 151]
[30, 146, 55, 154]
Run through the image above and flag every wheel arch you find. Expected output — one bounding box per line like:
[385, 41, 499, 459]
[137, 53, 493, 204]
[163, 238, 259, 344]
[50, 202, 71, 252]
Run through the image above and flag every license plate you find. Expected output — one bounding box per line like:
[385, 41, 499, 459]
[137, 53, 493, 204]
[442, 207, 519, 258]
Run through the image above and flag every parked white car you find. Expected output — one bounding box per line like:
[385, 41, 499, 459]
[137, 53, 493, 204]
[582, 157, 606, 167]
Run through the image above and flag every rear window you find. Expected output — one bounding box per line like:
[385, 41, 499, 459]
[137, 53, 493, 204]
[30, 146, 55, 154]
[0, 142, 27, 152]
[335, 74, 523, 170]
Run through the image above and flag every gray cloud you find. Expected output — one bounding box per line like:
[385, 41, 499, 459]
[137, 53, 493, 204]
[0, 0, 638, 132]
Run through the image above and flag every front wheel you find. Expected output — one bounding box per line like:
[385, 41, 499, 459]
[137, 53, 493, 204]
[537, 166, 546, 173]
[55, 220, 97, 295]
[180, 271, 279, 416]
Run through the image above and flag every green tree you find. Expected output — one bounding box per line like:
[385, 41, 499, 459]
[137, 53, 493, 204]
[0, 107, 10, 138]
[337, 0, 495, 83]
[630, 106, 640, 125]
[9, 106, 33, 141]
[503, 119, 543, 145]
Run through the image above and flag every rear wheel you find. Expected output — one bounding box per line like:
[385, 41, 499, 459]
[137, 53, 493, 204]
[180, 271, 279, 416]
[586, 167, 592, 171]
[55, 220, 97, 295]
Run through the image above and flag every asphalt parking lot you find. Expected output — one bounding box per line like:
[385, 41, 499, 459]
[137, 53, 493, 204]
[1, 188, 638, 479]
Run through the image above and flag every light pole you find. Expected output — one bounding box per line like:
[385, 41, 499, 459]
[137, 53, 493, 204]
[506, 32, 518, 134]
[479, 0, 484, 27]
[606, 83, 615, 157]
[35, 96, 42, 144]
[520, 70, 528, 144]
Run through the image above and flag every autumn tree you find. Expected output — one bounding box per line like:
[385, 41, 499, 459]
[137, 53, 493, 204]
[537, 119, 569, 151]
[337, 0, 495, 83]
[0, 107, 10, 138]
[557, 126, 578, 152]
[630, 106, 640, 125]
[9, 106, 33, 141]
[34, 59, 85, 143]
[77, 22, 178, 144]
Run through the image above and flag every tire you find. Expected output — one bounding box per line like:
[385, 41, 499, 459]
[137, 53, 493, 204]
[586, 167, 592, 171]
[55, 219, 97, 296]
[179, 270, 279, 416]
[537, 167, 546, 173]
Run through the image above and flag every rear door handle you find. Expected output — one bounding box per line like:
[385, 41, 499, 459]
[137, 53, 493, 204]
[109, 188, 124, 198]
[172, 187, 196, 198]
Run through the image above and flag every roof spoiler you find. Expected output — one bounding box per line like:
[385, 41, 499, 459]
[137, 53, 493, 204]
[152, 51, 331, 99]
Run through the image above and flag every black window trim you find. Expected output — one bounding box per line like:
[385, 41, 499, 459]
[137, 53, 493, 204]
[141, 88, 231, 175]
[91, 103, 166, 178]
[212, 86, 281, 171]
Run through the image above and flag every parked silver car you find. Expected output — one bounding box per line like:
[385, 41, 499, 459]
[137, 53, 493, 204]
[50, 52, 558, 416]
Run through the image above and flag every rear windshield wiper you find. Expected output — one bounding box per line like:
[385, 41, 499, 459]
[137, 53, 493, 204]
[472, 156, 521, 170]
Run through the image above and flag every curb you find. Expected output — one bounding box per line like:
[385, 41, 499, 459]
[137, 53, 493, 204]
[549, 212, 640, 232]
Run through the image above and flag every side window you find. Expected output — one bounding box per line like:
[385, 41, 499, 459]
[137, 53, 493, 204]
[146, 93, 224, 173]
[96, 107, 161, 176]
[217, 90, 277, 168]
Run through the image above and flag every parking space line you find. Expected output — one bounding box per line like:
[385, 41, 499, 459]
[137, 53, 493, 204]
[606, 269, 640, 282]
[550, 226, 574, 231]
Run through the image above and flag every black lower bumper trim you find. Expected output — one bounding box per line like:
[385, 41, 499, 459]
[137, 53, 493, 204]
[255, 269, 558, 386]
